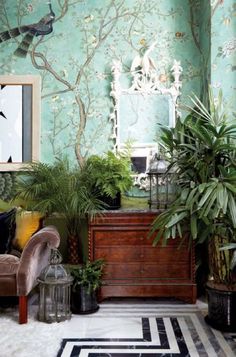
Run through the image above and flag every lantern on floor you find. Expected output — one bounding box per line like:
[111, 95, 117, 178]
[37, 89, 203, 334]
[147, 153, 174, 209]
[37, 249, 73, 323]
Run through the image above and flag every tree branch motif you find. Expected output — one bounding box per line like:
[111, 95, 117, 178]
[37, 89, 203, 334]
[211, 0, 224, 18]
[31, 44, 73, 90]
[188, 0, 202, 55]
[0, 0, 204, 167]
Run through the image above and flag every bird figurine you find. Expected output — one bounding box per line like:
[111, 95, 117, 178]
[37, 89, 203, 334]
[0, 2, 55, 57]
[131, 41, 157, 76]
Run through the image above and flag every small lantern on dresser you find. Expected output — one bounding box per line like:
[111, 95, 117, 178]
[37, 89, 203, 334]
[147, 153, 175, 209]
[37, 249, 73, 323]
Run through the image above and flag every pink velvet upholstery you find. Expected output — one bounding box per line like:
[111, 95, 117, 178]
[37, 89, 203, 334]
[0, 225, 60, 323]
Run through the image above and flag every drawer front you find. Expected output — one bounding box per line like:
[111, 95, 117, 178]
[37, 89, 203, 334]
[140, 263, 190, 279]
[93, 229, 151, 246]
[94, 246, 190, 264]
[103, 263, 191, 280]
[90, 212, 158, 226]
[103, 263, 142, 279]
[142, 247, 190, 263]
[94, 247, 142, 262]
[92, 229, 188, 248]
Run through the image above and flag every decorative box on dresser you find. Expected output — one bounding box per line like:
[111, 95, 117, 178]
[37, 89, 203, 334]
[89, 210, 197, 303]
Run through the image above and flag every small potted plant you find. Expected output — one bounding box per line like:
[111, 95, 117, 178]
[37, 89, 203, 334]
[82, 150, 133, 209]
[69, 259, 105, 314]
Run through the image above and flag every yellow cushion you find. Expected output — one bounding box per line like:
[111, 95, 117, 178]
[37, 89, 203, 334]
[13, 210, 43, 250]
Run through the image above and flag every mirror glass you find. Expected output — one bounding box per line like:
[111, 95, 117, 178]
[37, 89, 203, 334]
[118, 93, 172, 147]
[110, 52, 182, 189]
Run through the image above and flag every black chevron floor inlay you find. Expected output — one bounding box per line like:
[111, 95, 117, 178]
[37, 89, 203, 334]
[58, 317, 197, 357]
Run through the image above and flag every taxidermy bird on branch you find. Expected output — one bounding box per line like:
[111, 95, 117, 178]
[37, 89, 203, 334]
[0, 1, 55, 57]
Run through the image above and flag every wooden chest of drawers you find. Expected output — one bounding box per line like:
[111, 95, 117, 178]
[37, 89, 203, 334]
[88, 211, 196, 303]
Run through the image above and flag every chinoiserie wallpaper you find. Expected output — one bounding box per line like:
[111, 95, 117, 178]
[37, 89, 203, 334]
[0, 0, 235, 166]
[211, 0, 236, 101]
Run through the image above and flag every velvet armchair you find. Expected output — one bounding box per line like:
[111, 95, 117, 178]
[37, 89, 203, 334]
[0, 225, 60, 324]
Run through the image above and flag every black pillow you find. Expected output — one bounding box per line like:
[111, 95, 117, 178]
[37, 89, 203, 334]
[0, 208, 16, 254]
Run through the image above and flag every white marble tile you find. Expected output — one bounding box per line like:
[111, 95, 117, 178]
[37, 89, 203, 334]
[1, 299, 236, 357]
[61, 316, 91, 338]
[63, 316, 143, 339]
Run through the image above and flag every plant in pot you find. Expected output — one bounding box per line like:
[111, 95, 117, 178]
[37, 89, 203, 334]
[14, 158, 105, 264]
[69, 259, 104, 314]
[81, 150, 133, 209]
[150, 87, 236, 331]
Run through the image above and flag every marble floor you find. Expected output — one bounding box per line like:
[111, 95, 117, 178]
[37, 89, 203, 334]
[56, 299, 236, 357]
[0, 297, 236, 357]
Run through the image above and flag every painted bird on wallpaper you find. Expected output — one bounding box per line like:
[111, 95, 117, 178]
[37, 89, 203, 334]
[131, 41, 157, 76]
[0, 2, 55, 57]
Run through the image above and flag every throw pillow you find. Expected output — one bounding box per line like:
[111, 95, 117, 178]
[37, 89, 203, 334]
[12, 210, 44, 251]
[0, 208, 16, 254]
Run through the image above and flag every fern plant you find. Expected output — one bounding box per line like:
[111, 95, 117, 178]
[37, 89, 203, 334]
[83, 150, 133, 199]
[150, 88, 236, 288]
[70, 259, 105, 293]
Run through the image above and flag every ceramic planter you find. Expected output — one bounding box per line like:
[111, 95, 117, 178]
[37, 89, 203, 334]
[71, 285, 99, 314]
[99, 192, 121, 210]
[205, 282, 236, 332]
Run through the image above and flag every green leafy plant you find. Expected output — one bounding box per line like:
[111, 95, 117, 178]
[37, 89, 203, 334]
[220, 243, 236, 272]
[70, 259, 105, 293]
[15, 158, 105, 233]
[14, 158, 105, 263]
[150, 87, 236, 288]
[83, 150, 133, 199]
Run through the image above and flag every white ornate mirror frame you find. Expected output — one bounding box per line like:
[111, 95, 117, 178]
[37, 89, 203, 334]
[0, 75, 41, 171]
[110, 44, 182, 190]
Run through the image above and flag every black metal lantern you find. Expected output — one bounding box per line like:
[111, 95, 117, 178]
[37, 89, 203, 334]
[37, 249, 73, 323]
[147, 153, 174, 209]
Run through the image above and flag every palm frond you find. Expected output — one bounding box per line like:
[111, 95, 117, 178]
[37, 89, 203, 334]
[14, 158, 105, 235]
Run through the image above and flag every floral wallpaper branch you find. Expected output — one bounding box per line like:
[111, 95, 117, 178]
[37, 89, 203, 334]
[0, 0, 235, 169]
[188, 0, 202, 55]
[210, 0, 236, 109]
[211, 0, 224, 17]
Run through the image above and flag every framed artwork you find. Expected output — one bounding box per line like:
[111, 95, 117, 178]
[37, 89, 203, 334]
[0, 75, 41, 170]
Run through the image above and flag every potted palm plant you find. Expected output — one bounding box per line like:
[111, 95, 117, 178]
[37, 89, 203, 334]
[69, 259, 104, 314]
[81, 150, 133, 209]
[14, 158, 105, 264]
[150, 88, 236, 331]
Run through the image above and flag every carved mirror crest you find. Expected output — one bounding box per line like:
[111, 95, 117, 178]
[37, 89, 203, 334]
[110, 44, 182, 190]
[0, 75, 41, 171]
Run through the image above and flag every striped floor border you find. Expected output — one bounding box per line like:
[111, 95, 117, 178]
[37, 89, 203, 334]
[57, 303, 236, 357]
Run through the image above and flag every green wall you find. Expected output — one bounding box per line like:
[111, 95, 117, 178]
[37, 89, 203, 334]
[0, 0, 202, 166]
[210, 0, 236, 113]
[0, 1, 235, 166]
[199, 0, 211, 102]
